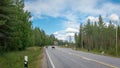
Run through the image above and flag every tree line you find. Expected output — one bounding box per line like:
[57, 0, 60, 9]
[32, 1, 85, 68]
[75, 15, 120, 56]
[0, 0, 58, 54]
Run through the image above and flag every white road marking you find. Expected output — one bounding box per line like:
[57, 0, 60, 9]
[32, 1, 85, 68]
[46, 49, 55, 68]
[59, 49, 118, 68]
[74, 54, 117, 68]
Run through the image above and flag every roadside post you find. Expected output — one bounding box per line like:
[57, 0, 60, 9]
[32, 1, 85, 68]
[24, 56, 28, 68]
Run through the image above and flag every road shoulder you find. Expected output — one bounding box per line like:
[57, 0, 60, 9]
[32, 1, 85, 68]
[42, 49, 48, 68]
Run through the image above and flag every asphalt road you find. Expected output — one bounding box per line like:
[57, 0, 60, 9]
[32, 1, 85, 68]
[45, 46, 120, 68]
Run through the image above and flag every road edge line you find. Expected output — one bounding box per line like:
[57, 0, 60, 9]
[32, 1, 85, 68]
[46, 49, 55, 68]
[73, 54, 118, 68]
[59, 49, 118, 68]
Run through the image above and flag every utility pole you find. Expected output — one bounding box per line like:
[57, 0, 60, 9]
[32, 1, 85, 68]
[116, 21, 118, 56]
[110, 14, 119, 56]
[116, 22, 118, 56]
[80, 24, 83, 49]
[69, 35, 72, 45]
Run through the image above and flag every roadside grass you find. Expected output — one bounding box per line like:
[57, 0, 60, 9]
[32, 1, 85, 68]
[59, 45, 120, 58]
[75, 48, 120, 58]
[0, 46, 43, 68]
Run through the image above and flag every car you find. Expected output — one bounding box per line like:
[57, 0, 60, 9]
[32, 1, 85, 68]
[52, 46, 55, 49]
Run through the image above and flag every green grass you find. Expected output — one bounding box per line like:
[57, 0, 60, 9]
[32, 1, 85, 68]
[0, 47, 43, 68]
[74, 48, 120, 58]
[60, 46, 120, 58]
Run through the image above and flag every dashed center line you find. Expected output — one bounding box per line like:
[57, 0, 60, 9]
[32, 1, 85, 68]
[58, 49, 118, 68]
[73, 53, 118, 68]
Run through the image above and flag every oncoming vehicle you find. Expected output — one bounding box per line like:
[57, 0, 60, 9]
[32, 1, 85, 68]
[52, 46, 55, 49]
[51, 41, 58, 49]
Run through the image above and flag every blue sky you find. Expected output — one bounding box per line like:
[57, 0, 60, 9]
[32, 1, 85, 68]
[32, 16, 65, 34]
[24, 0, 120, 40]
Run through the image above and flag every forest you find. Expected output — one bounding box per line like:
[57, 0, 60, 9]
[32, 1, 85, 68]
[1, 0, 120, 57]
[0, 0, 58, 54]
[75, 15, 120, 56]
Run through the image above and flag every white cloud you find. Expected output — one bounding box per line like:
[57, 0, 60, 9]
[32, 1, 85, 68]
[109, 13, 119, 21]
[55, 34, 66, 40]
[53, 27, 78, 41]
[29, 16, 34, 21]
[65, 28, 79, 33]
[25, 0, 120, 25]
[25, 0, 66, 18]
[62, 12, 78, 22]
[86, 16, 99, 22]
[66, 33, 75, 37]
[70, 0, 98, 14]
[25, 0, 120, 40]
[63, 21, 80, 29]
[53, 30, 66, 40]
[53, 32, 58, 35]
[104, 22, 110, 27]
[25, 0, 120, 19]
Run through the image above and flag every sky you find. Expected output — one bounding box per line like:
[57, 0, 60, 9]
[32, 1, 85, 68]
[24, 0, 120, 41]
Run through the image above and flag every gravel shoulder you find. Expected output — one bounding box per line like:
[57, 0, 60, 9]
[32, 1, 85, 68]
[42, 49, 48, 68]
